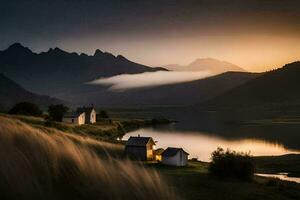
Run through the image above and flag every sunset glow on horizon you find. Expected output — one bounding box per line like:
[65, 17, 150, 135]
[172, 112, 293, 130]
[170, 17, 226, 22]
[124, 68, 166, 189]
[1, 0, 299, 72]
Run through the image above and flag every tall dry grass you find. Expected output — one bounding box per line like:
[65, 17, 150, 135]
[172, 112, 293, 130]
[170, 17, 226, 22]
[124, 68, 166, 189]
[0, 116, 176, 200]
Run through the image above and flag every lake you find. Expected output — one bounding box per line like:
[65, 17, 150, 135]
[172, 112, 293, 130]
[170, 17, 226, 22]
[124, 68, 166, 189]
[115, 108, 300, 161]
[256, 173, 300, 184]
[123, 127, 299, 161]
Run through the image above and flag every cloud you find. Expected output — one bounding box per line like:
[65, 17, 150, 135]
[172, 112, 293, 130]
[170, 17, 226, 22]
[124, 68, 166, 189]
[89, 70, 211, 91]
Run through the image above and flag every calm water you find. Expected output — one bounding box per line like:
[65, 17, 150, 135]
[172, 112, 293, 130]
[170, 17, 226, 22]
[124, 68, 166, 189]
[123, 127, 299, 161]
[118, 109, 300, 161]
[256, 173, 300, 184]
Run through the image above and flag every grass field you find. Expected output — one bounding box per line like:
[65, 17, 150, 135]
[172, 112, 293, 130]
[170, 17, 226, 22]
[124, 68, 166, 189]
[149, 161, 300, 200]
[2, 114, 161, 142]
[0, 115, 175, 200]
[254, 154, 300, 177]
[1, 114, 300, 200]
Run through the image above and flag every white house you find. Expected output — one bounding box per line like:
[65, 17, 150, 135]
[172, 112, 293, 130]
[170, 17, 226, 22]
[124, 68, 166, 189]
[62, 112, 85, 125]
[76, 107, 96, 124]
[162, 147, 189, 166]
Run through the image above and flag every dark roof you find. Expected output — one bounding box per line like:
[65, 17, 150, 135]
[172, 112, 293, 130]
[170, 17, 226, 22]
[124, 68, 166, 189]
[63, 111, 83, 118]
[154, 148, 165, 155]
[126, 136, 155, 147]
[76, 107, 95, 115]
[162, 147, 189, 157]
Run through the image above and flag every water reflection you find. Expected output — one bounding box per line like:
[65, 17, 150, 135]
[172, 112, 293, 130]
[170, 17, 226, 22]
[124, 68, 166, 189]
[123, 128, 299, 161]
[256, 173, 300, 184]
[110, 108, 300, 153]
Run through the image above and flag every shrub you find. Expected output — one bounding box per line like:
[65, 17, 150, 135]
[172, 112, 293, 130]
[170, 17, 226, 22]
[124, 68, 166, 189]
[99, 110, 109, 119]
[48, 104, 69, 121]
[8, 102, 42, 116]
[209, 147, 255, 180]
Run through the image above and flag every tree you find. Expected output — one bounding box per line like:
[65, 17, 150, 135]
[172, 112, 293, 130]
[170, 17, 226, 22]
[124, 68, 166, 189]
[9, 102, 42, 116]
[209, 147, 255, 180]
[99, 110, 109, 118]
[48, 104, 69, 121]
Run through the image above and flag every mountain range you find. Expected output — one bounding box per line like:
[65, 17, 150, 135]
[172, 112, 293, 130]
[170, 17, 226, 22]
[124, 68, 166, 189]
[165, 58, 245, 75]
[0, 73, 61, 111]
[0, 43, 252, 107]
[0, 43, 165, 97]
[1, 43, 299, 111]
[201, 61, 300, 110]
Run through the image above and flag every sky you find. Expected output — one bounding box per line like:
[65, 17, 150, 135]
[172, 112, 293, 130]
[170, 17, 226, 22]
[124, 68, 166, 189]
[1, 0, 300, 72]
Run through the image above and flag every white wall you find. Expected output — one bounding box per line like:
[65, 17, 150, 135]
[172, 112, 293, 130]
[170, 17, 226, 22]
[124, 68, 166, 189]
[62, 113, 85, 125]
[162, 151, 188, 166]
[78, 113, 85, 125]
[90, 110, 96, 123]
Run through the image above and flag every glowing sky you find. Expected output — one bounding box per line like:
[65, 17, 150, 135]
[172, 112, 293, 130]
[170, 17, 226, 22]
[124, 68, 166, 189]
[1, 0, 300, 72]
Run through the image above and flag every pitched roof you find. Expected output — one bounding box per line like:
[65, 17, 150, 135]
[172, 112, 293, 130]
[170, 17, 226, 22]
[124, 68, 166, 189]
[76, 107, 95, 115]
[126, 136, 154, 147]
[162, 147, 189, 157]
[154, 148, 165, 155]
[63, 111, 83, 118]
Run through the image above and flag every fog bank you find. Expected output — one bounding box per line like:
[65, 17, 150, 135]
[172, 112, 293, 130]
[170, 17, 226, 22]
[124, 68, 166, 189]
[89, 71, 211, 91]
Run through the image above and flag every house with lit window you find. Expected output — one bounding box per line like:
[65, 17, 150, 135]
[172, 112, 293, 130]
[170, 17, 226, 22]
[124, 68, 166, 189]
[125, 136, 156, 161]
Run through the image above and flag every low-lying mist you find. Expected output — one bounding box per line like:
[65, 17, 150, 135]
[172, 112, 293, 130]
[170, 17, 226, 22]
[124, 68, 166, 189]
[89, 70, 211, 91]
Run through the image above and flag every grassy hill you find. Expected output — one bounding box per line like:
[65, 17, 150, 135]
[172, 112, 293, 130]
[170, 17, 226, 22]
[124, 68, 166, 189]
[201, 61, 300, 110]
[0, 115, 174, 200]
[254, 154, 300, 177]
[0, 114, 299, 200]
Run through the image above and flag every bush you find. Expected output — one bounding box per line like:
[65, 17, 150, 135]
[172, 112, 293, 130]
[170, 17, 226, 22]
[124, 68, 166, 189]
[99, 110, 109, 119]
[9, 102, 42, 116]
[209, 147, 255, 180]
[48, 104, 69, 121]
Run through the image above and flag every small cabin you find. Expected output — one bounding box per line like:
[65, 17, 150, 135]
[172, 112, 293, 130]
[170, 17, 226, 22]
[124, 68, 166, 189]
[76, 107, 96, 124]
[125, 136, 155, 161]
[162, 147, 189, 166]
[62, 112, 85, 125]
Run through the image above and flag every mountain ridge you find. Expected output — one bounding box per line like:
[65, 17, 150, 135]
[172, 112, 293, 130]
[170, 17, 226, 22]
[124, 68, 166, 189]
[165, 58, 245, 75]
[200, 61, 300, 110]
[66, 71, 260, 106]
[0, 73, 62, 111]
[0, 43, 167, 96]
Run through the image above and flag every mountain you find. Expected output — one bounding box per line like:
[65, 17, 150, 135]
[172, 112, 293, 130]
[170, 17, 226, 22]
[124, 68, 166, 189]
[0, 43, 258, 107]
[68, 71, 259, 106]
[165, 58, 245, 75]
[0, 43, 166, 97]
[201, 61, 300, 110]
[0, 74, 62, 111]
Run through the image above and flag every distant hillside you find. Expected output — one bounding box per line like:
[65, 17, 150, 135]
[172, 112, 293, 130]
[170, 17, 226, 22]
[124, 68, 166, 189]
[0, 43, 166, 96]
[0, 43, 257, 106]
[201, 61, 300, 110]
[165, 58, 245, 75]
[0, 73, 62, 111]
[70, 71, 259, 106]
